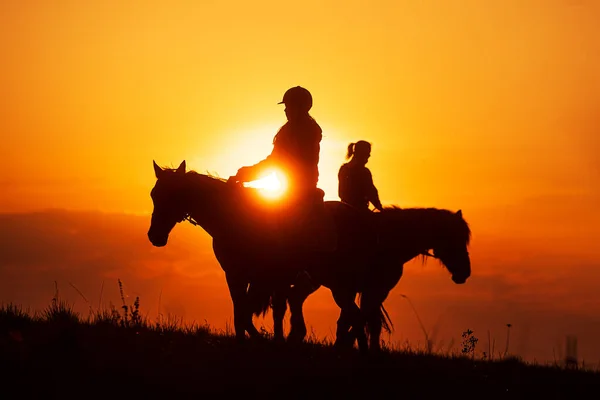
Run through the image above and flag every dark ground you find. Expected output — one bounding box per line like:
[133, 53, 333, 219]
[1, 303, 599, 399]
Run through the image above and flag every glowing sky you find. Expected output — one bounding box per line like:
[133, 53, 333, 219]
[1, 0, 599, 362]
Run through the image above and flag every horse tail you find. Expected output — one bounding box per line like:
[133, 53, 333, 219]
[358, 293, 394, 335]
[380, 304, 394, 334]
[247, 283, 272, 318]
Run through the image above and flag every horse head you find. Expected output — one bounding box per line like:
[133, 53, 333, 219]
[148, 160, 190, 247]
[429, 209, 471, 284]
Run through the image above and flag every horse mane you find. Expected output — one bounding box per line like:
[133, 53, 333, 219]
[381, 205, 472, 246]
[159, 165, 261, 191]
[174, 168, 276, 209]
[188, 170, 227, 182]
[158, 166, 227, 182]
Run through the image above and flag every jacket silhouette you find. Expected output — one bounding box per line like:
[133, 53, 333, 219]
[235, 115, 322, 196]
[233, 87, 322, 199]
[338, 140, 383, 211]
[230, 86, 331, 250]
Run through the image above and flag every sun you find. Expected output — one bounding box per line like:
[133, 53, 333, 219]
[244, 171, 287, 200]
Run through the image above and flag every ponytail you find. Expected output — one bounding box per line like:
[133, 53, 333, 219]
[346, 142, 355, 160]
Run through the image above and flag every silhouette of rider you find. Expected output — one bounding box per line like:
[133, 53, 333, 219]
[229, 87, 324, 244]
[338, 140, 383, 212]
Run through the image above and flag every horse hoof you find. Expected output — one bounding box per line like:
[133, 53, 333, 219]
[333, 341, 354, 354]
[287, 337, 303, 346]
[287, 334, 305, 345]
[274, 335, 286, 345]
[249, 334, 268, 343]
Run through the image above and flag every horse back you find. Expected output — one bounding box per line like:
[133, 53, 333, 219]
[324, 201, 378, 249]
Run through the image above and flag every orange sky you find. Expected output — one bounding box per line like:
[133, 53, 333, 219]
[1, 1, 599, 362]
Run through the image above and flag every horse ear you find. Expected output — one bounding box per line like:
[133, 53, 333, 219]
[456, 209, 463, 217]
[153, 160, 162, 179]
[176, 160, 186, 174]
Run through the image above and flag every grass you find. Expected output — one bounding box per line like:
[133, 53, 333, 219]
[1, 287, 599, 399]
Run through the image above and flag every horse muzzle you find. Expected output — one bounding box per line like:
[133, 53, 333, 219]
[451, 274, 468, 285]
[148, 231, 169, 247]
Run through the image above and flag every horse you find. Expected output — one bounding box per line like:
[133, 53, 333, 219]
[148, 160, 356, 346]
[280, 206, 472, 351]
[147, 160, 472, 353]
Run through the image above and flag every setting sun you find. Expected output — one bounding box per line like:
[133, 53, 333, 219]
[244, 171, 287, 200]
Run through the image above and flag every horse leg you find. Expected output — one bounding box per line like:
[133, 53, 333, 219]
[335, 308, 354, 349]
[331, 288, 368, 354]
[332, 291, 358, 348]
[245, 315, 261, 339]
[225, 272, 252, 343]
[215, 241, 260, 341]
[331, 291, 363, 350]
[364, 263, 404, 350]
[360, 290, 391, 352]
[244, 281, 270, 340]
[287, 279, 321, 344]
[271, 287, 288, 343]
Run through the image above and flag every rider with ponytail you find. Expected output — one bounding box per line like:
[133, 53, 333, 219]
[338, 140, 383, 211]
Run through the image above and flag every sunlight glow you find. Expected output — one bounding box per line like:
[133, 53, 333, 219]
[244, 171, 287, 200]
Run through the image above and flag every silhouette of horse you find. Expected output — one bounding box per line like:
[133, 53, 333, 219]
[279, 206, 472, 351]
[147, 160, 342, 344]
[147, 161, 472, 353]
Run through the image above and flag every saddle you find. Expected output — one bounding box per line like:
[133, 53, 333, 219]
[230, 186, 337, 253]
[273, 188, 338, 253]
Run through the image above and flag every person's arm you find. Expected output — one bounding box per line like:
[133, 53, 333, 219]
[338, 165, 349, 201]
[234, 136, 284, 183]
[366, 169, 383, 211]
[234, 156, 274, 183]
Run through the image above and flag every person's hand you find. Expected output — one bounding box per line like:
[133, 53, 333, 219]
[235, 166, 252, 182]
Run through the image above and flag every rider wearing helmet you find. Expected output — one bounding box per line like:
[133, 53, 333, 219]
[230, 86, 325, 248]
[338, 140, 383, 212]
[231, 86, 322, 200]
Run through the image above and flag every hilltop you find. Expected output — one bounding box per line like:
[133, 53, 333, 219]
[1, 300, 599, 399]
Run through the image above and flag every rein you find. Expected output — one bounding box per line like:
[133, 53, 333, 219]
[179, 177, 240, 228]
[179, 180, 248, 228]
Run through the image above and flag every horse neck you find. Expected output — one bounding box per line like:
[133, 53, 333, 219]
[184, 175, 231, 238]
[380, 209, 442, 261]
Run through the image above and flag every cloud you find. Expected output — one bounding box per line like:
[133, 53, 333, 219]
[0, 209, 230, 324]
[378, 253, 600, 362]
